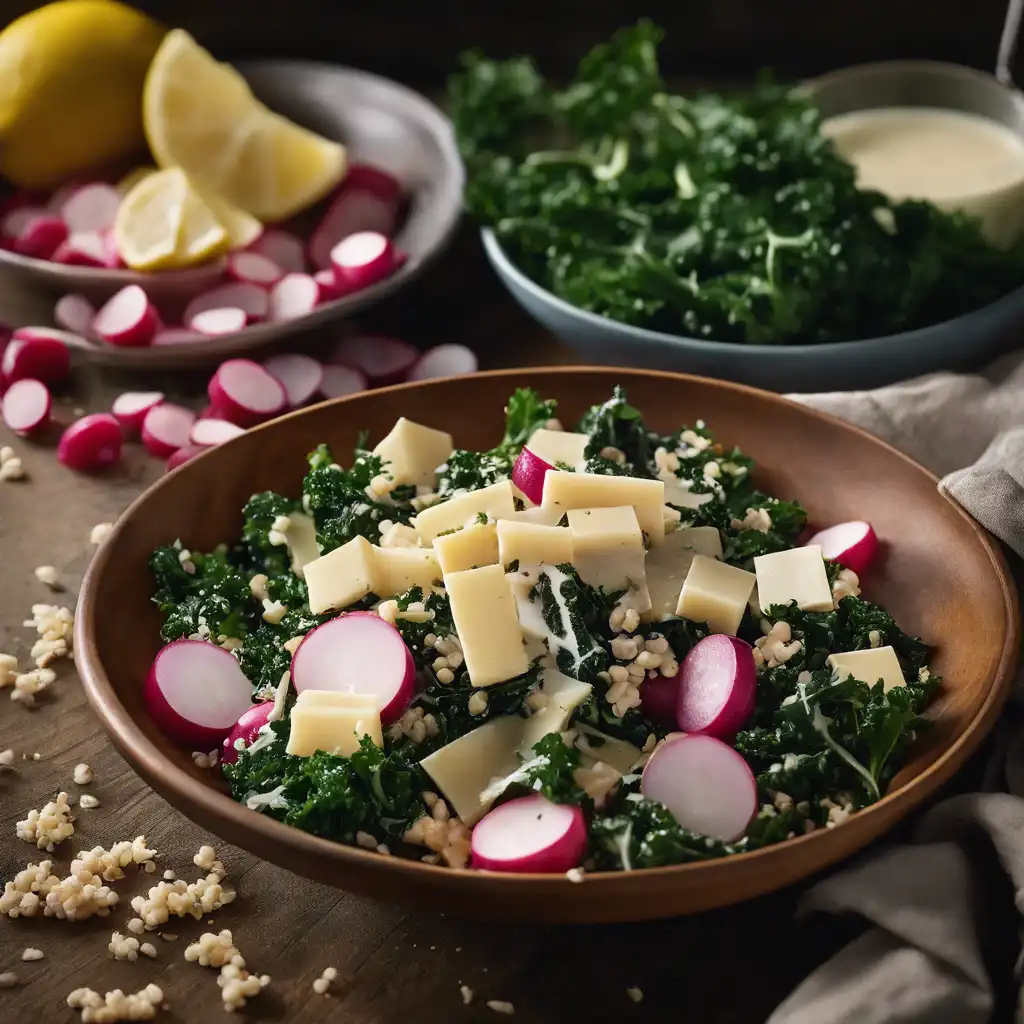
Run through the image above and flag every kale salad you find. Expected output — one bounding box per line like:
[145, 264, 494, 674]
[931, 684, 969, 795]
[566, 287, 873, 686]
[448, 21, 1024, 345]
[147, 387, 937, 874]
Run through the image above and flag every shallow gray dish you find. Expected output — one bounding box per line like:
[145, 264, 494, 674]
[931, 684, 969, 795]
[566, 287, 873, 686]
[482, 60, 1024, 393]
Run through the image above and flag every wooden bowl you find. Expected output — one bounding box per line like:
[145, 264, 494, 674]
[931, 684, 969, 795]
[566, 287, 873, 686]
[75, 367, 1020, 922]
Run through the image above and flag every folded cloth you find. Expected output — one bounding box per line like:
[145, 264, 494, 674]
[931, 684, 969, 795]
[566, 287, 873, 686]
[768, 353, 1024, 1024]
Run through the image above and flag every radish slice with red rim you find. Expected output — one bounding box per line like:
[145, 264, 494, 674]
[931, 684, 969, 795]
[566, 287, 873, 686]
[189, 417, 245, 447]
[165, 445, 206, 471]
[407, 344, 478, 381]
[805, 521, 879, 577]
[308, 189, 398, 270]
[112, 391, 164, 433]
[190, 307, 248, 337]
[247, 229, 306, 273]
[60, 183, 121, 234]
[220, 702, 276, 764]
[641, 734, 757, 842]
[145, 639, 254, 747]
[676, 634, 756, 738]
[1, 206, 45, 239]
[318, 364, 367, 400]
[183, 282, 269, 326]
[208, 359, 286, 425]
[3, 332, 71, 383]
[313, 268, 345, 301]
[327, 335, 418, 385]
[55, 294, 96, 335]
[92, 285, 161, 347]
[14, 216, 68, 259]
[511, 446, 554, 505]
[52, 231, 111, 267]
[471, 794, 586, 873]
[2, 379, 51, 435]
[290, 612, 415, 725]
[141, 403, 196, 457]
[329, 231, 397, 291]
[227, 250, 285, 288]
[638, 670, 681, 725]
[268, 273, 326, 320]
[344, 164, 402, 203]
[263, 353, 324, 408]
[57, 413, 123, 472]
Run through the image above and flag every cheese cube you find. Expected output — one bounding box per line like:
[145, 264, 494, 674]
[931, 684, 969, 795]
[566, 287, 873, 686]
[662, 475, 714, 510]
[305, 536, 381, 615]
[497, 519, 572, 567]
[420, 714, 525, 825]
[828, 647, 906, 692]
[513, 505, 566, 527]
[573, 722, 642, 774]
[754, 545, 833, 614]
[542, 472, 665, 544]
[567, 506, 651, 614]
[525, 428, 589, 469]
[518, 668, 593, 756]
[375, 546, 441, 596]
[372, 417, 453, 488]
[280, 511, 321, 579]
[646, 526, 723, 620]
[285, 705, 383, 757]
[567, 506, 643, 553]
[434, 521, 499, 574]
[295, 689, 381, 710]
[445, 563, 529, 687]
[413, 480, 516, 543]
[676, 554, 755, 635]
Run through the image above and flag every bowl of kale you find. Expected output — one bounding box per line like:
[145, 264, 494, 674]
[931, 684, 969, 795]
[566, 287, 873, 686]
[450, 22, 1024, 392]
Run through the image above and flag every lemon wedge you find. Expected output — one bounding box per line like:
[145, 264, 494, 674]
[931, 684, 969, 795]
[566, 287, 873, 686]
[202, 193, 263, 250]
[143, 29, 347, 222]
[116, 165, 157, 195]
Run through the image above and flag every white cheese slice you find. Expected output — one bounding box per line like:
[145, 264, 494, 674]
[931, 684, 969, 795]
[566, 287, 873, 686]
[512, 505, 566, 527]
[304, 536, 380, 615]
[525, 428, 589, 469]
[568, 506, 651, 615]
[754, 545, 833, 613]
[519, 668, 593, 756]
[541, 471, 666, 544]
[445, 563, 529, 687]
[506, 566, 549, 646]
[646, 526, 724, 621]
[662, 474, 714, 510]
[676, 554, 755, 635]
[375, 546, 441, 596]
[275, 511, 321, 578]
[372, 417, 454, 488]
[420, 714, 525, 825]
[434, 521, 499, 574]
[413, 480, 516, 543]
[573, 722, 643, 774]
[295, 689, 381, 710]
[828, 646, 906, 692]
[285, 704, 383, 757]
[497, 519, 573, 567]
[567, 506, 643, 553]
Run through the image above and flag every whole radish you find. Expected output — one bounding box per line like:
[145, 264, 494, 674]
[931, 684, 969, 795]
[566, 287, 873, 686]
[57, 414, 122, 472]
[804, 521, 879, 577]
[676, 634, 756, 738]
[92, 285, 162, 347]
[2, 378, 51, 435]
[208, 359, 286, 426]
[471, 795, 587, 873]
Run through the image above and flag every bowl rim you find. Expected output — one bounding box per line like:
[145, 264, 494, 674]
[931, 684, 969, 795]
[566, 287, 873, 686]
[75, 366, 1021, 900]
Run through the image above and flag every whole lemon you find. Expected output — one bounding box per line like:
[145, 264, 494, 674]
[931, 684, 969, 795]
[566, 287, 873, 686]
[0, 0, 165, 189]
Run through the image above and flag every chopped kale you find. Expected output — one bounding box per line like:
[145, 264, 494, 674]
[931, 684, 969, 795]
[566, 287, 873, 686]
[241, 491, 300, 576]
[520, 732, 588, 805]
[576, 385, 662, 476]
[533, 564, 612, 682]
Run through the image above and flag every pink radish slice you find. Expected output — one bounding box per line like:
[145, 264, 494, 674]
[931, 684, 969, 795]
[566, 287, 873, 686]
[183, 282, 269, 326]
[227, 250, 284, 288]
[112, 391, 164, 433]
[189, 417, 245, 447]
[511, 447, 554, 506]
[248, 229, 306, 273]
[220, 702, 276, 765]
[639, 670, 681, 726]
[54, 294, 96, 335]
[268, 273, 327, 320]
[60, 183, 121, 234]
[14, 215, 68, 259]
[152, 326, 202, 346]
[290, 612, 415, 725]
[208, 359, 286, 426]
[141, 403, 196, 457]
[313, 268, 345, 301]
[46, 181, 84, 214]
[92, 285, 161, 347]
[805, 521, 879, 577]
[641, 734, 757, 842]
[57, 413, 122, 472]
[330, 231, 397, 291]
[344, 164, 402, 203]
[308, 188, 398, 270]
[471, 795, 586, 873]
[676, 634, 756, 738]
[52, 231, 112, 267]
[145, 639, 254, 748]
[263, 353, 324, 408]
[165, 445, 205, 471]
[327, 335, 418, 385]
[190, 307, 248, 337]
[318, 364, 367, 400]
[2, 378, 51, 434]
[2, 206, 46, 238]
[407, 344, 479, 382]
[2, 333, 70, 383]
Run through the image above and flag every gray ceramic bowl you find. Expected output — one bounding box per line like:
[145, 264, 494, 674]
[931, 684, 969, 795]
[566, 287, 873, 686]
[482, 60, 1024, 393]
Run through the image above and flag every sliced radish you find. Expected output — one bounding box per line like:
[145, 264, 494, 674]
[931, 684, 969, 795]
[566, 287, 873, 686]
[190, 307, 248, 337]
[152, 326, 203, 346]
[327, 335, 418, 385]
[111, 391, 164, 434]
[183, 283, 269, 326]
[408, 344, 479, 382]
[641, 734, 757, 842]
[263, 353, 324, 408]
[145, 639, 254, 748]
[54, 294, 96, 335]
[14, 215, 68, 259]
[2, 206, 46, 239]
[319, 364, 367, 400]
[676, 634, 756, 738]
[330, 231, 397, 291]
[248, 229, 306, 273]
[57, 413, 122, 472]
[3, 332, 70, 383]
[208, 359, 286, 426]
[141, 403, 197, 457]
[46, 181, 84, 215]
[313, 268, 345, 301]
[2, 379, 51, 434]
[190, 417, 245, 447]
[227, 250, 285, 288]
[290, 612, 414, 725]
[166, 445, 205, 472]
[268, 273, 327, 321]
[471, 794, 586, 873]
[344, 164, 403, 203]
[308, 188, 398, 270]
[511, 446, 554, 505]
[805, 521, 879, 577]
[638, 671, 681, 726]
[220, 702, 276, 765]
[60, 183, 121, 234]
[52, 231, 112, 267]
[92, 285, 161, 347]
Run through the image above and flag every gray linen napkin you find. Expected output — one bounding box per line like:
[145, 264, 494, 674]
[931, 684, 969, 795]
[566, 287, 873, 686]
[767, 353, 1024, 1023]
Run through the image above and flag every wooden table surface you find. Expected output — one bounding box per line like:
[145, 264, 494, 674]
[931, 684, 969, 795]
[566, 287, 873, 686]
[0, 229, 985, 1023]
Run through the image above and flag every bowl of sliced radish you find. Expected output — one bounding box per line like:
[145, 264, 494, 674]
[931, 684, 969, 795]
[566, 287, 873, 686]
[76, 367, 1019, 922]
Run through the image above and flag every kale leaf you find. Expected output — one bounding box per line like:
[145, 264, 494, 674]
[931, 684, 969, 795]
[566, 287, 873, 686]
[241, 491, 300, 577]
[533, 564, 612, 683]
[520, 732, 588, 804]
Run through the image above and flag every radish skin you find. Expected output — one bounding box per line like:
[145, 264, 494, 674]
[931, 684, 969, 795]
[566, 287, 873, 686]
[3, 332, 70, 383]
[248, 229, 306, 273]
[190, 307, 248, 337]
[343, 164, 402, 203]
[208, 359, 286, 425]
[55, 294, 96, 335]
[676, 634, 756, 738]
[189, 417, 245, 447]
[14, 215, 68, 259]
[2, 378, 51, 434]
[407, 344, 479, 381]
[220, 702, 276, 765]
[471, 795, 586, 873]
[263, 353, 324, 408]
[183, 283, 269, 326]
[57, 413, 122, 472]
[165, 445, 206, 472]
[227, 250, 285, 288]
[327, 335, 417, 385]
[805, 521, 879, 577]
[330, 231, 397, 291]
[92, 285, 161, 347]
[313, 268, 346, 301]
[511, 446, 554, 506]
[308, 188, 398, 270]
[52, 231, 112, 267]
[145, 639, 254, 748]
[639, 670, 681, 726]
[318, 364, 367, 400]
[290, 612, 415, 725]
[141, 403, 196, 457]
[111, 391, 164, 434]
